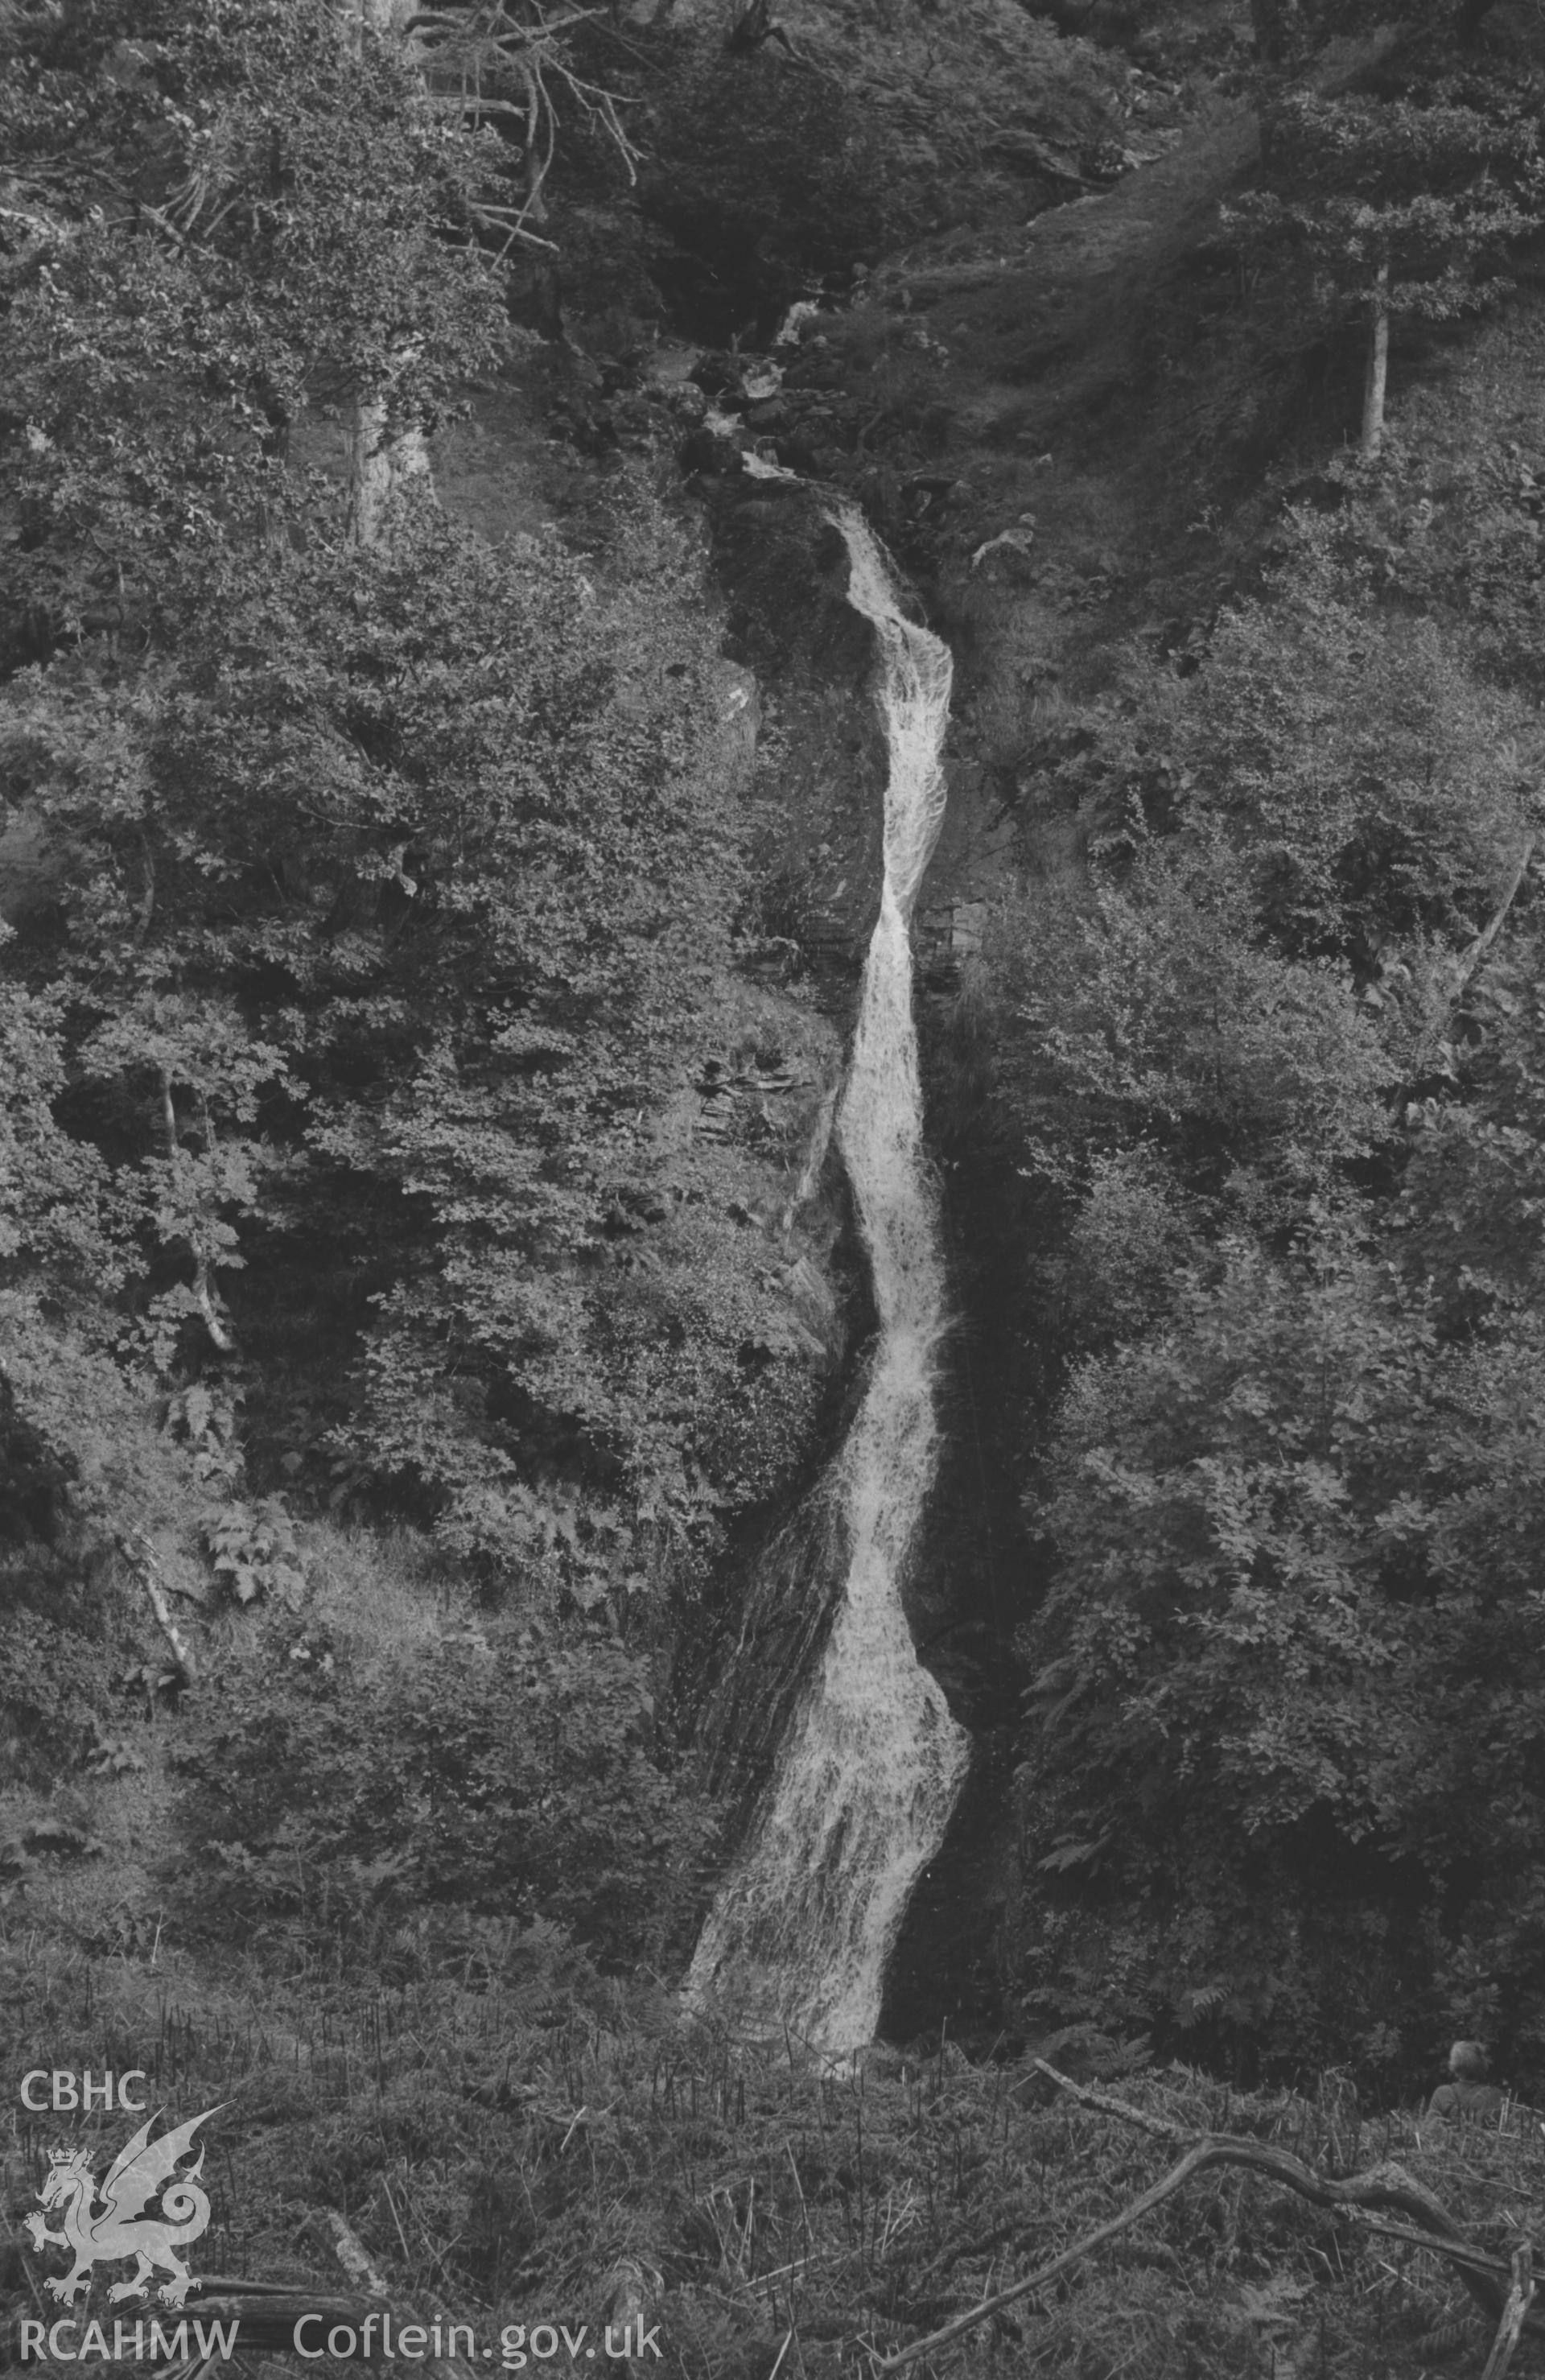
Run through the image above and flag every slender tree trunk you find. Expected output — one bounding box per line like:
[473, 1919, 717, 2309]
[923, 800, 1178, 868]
[1362, 262, 1390, 459]
[345, 384, 433, 548]
[339, 0, 435, 547]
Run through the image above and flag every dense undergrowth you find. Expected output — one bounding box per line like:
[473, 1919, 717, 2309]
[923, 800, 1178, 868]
[7, 1890, 1545, 2380]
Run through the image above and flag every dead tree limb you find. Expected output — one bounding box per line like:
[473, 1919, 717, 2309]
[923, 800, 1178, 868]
[875, 2138, 1225, 2371]
[1362, 2216, 1511, 2275]
[118, 1528, 198, 1685]
[1482, 2241, 1536, 2380]
[875, 2077, 1544, 2375]
[1026, 2059, 1186, 2143]
[1445, 835, 1536, 1009]
[404, 0, 641, 250]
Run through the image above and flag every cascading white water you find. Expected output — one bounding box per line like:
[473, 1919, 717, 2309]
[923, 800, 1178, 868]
[685, 509, 970, 2056]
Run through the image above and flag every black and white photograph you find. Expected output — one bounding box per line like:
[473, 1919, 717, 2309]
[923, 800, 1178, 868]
[5, 0, 1545, 2372]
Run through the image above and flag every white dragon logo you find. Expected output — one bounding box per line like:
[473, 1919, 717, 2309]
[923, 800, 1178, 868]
[24, 2105, 221, 2308]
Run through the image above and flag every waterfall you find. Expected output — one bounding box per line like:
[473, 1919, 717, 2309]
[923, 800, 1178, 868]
[685, 509, 970, 2057]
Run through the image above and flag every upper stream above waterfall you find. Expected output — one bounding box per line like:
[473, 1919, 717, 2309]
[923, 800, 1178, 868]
[685, 511, 970, 2057]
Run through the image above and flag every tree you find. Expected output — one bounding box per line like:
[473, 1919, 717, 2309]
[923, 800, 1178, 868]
[975, 332, 1545, 2069]
[334, 0, 641, 538]
[0, 0, 509, 661]
[1, 2, 822, 1620]
[992, 826, 1398, 1221]
[1229, 78, 1545, 455]
[1014, 1211, 1545, 2068]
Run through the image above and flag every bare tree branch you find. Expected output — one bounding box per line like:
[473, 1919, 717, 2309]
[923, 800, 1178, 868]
[117, 1528, 198, 1685]
[876, 2069, 1544, 2374]
[1482, 2241, 1536, 2380]
[1025, 2059, 1187, 2142]
[407, 0, 641, 249]
[1444, 834, 1536, 1008]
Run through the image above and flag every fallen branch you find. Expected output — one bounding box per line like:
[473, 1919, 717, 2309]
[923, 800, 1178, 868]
[1385, 832, 1537, 1116]
[1482, 2240, 1535, 2380]
[874, 2136, 1217, 2372]
[104, 177, 192, 251]
[1025, 2059, 1186, 2143]
[117, 1528, 197, 1685]
[1362, 2216, 1512, 2277]
[1445, 834, 1536, 1009]
[876, 2072, 1544, 2374]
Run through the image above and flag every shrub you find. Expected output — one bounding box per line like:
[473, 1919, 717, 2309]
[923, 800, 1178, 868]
[172, 1619, 715, 1967]
[1013, 1217, 1545, 2074]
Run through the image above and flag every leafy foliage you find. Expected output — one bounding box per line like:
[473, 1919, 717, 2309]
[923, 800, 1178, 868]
[1157, 527, 1539, 956]
[636, 3, 1122, 340]
[0, 959, 125, 1293]
[1027, 514, 1540, 965]
[174, 1615, 714, 1965]
[1232, 78, 1545, 330]
[1016, 1220, 1545, 2064]
[643, 42, 889, 338]
[0, 2, 839, 2037]
[995, 827, 1398, 1223]
[203, 1493, 304, 1606]
[983, 362, 1545, 2076]
[1, 0, 831, 1620]
[2, 0, 508, 725]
